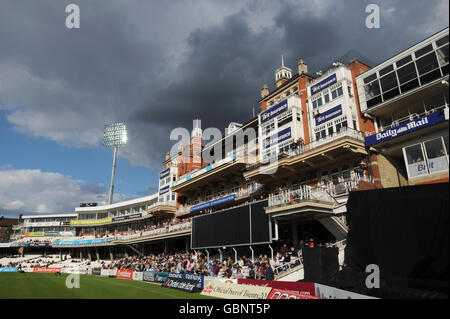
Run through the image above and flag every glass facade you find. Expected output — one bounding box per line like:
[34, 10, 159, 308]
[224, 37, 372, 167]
[402, 135, 449, 179]
[362, 33, 449, 110]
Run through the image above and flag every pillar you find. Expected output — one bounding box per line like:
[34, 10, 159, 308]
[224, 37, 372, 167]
[109, 247, 114, 262]
[292, 221, 299, 250]
[96, 248, 100, 262]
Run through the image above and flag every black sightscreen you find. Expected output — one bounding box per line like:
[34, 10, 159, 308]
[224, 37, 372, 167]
[250, 200, 271, 244]
[191, 200, 271, 249]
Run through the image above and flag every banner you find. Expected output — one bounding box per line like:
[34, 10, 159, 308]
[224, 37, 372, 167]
[160, 168, 170, 179]
[201, 281, 272, 299]
[70, 218, 112, 225]
[24, 232, 46, 237]
[184, 273, 204, 290]
[263, 127, 292, 150]
[117, 269, 133, 280]
[62, 267, 88, 274]
[112, 213, 142, 222]
[260, 99, 289, 123]
[33, 267, 61, 273]
[142, 271, 168, 283]
[314, 283, 378, 299]
[204, 277, 237, 287]
[315, 105, 343, 126]
[364, 110, 447, 146]
[132, 271, 144, 281]
[267, 288, 321, 299]
[92, 268, 101, 276]
[0, 267, 17, 272]
[54, 238, 106, 246]
[311, 73, 337, 95]
[237, 279, 316, 296]
[159, 185, 170, 196]
[190, 194, 236, 212]
[100, 269, 112, 276]
[162, 277, 199, 293]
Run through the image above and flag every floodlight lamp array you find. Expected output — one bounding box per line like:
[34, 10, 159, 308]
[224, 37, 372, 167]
[103, 122, 127, 147]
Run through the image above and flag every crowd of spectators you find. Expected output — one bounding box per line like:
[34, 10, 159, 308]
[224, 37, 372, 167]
[102, 248, 304, 281]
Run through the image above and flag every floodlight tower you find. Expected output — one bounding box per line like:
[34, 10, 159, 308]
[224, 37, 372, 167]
[103, 122, 128, 204]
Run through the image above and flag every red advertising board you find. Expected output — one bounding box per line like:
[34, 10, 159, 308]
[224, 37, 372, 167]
[117, 269, 133, 280]
[33, 267, 61, 273]
[267, 288, 322, 299]
[237, 278, 316, 296]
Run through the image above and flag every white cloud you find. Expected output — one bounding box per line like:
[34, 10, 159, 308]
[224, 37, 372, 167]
[0, 168, 129, 215]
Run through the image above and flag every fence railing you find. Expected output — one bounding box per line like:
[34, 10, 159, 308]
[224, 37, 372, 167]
[268, 185, 334, 207]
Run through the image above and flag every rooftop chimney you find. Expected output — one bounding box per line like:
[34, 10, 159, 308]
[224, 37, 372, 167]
[298, 58, 308, 75]
[261, 83, 269, 99]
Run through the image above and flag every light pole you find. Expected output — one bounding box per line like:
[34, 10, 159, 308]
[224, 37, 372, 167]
[103, 122, 127, 204]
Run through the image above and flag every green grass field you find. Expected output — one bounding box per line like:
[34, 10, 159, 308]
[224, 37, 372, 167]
[0, 273, 216, 299]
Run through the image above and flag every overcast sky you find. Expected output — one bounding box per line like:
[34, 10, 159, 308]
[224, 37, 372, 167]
[0, 0, 448, 216]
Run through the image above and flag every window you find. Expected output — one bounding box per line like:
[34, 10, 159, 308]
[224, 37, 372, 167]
[327, 126, 334, 136]
[337, 86, 343, 97]
[396, 55, 412, 68]
[335, 119, 347, 133]
[424, 137, 449, 173]
[397, 62, 420, 93]
[436, 44, 449, 66]
[324, 92, 330, 103]
[379, 64, 394, 77]
[363, 73, 377, 84]
[403, 144, 428, 178]
[380, 72, 399, 92]
[331, 89, 338, 99]
[415, 52, 439, 75]
[265, 122, 275, 135]
[436, 35, 449, 47]
[415, 44, 433, 59]
[364, 80, 381, 99]
[397, 62, 418, 84]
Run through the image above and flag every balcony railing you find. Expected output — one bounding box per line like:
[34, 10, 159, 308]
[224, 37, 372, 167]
[176, 183, 264, 215]
[268, 185, 334, 207]
[365, 103, 449, 137]
[113, 221, 192, 241]
[311, 127, 364, 148]
[253, 128, 365, 169]
[268, 176, 373, 207]
[146, 201, 176, 210]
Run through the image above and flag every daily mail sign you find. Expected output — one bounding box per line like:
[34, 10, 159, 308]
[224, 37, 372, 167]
[365, 111, 446, 147]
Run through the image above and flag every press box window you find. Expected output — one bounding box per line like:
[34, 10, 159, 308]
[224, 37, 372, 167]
[424, 137, 449, 174]
[403, 143, 428, 178]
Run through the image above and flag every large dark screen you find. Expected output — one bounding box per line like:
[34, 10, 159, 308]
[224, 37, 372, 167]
[191, 200, 271, 249]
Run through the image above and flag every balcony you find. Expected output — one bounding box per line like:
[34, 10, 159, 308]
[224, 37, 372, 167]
[244, 128, 366, 183]
[12, 224, 22, 231]
[265, 177, 373, 217]
[176, 183, 264, 216]
[171, 151, 253, 195]
[112, 221, 192, 243]
[146, 200, 177, 216]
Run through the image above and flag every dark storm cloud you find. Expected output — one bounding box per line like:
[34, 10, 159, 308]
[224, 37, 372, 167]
[0, 0, 448, 171]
